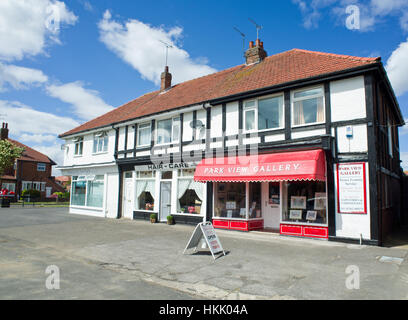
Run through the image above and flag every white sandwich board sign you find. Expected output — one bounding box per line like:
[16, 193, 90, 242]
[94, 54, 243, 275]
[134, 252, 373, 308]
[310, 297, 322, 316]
[183, 222, 226, 260]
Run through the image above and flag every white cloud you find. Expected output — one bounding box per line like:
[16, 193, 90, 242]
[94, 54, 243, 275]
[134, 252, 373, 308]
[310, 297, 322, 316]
[293, 0, 408, 32]
[0, 0, 77, 62]
[98, 10, 217, 86]
[399, 152, 408, 171]
[0, 63, 48, 91]
[19, 133, 57, 143]
[0, 100, 80, 172]
[0, 100, 79, 136]
[46, 81, 113, 120]
[385, 38, 408, 96]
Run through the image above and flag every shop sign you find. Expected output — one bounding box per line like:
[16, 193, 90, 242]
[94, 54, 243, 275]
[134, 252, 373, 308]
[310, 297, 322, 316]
[183, 222, 225, 260]
[135, 162, 197, 171]
[336, 163, 367, 214]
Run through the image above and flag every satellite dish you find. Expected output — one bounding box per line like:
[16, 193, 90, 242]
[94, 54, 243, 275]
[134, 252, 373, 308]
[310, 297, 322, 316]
[190, 120, 204, 129]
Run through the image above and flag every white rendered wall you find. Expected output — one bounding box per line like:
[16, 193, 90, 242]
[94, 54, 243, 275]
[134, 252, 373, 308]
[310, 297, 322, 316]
[225, 102, 239, 136]
[183, 112, 193, 141]
[334, 162, 371, 239]
[336, 124, 368, 153]
[330, 76, 366, 122]
[63, 129, 116, 167]
[210, 105, 223, 138]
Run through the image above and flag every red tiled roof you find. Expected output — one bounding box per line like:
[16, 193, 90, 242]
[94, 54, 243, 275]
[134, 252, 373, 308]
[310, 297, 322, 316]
[55, 176, 70, 182]
[60, 49, 380, 137]
[7, 139, 55, 164]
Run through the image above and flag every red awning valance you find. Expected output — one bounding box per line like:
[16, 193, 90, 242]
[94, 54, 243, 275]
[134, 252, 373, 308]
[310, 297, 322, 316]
[194, 149, 326, 183]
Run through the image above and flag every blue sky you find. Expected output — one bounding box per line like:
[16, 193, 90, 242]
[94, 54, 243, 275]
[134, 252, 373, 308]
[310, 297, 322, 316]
[1, 0, 408, 173]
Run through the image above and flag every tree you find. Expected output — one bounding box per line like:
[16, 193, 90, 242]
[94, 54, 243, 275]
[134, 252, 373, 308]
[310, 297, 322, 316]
[0, 140, 24, 187]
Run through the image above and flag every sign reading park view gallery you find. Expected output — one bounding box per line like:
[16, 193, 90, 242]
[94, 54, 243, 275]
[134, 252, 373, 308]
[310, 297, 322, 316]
[336, 163, 367, 214]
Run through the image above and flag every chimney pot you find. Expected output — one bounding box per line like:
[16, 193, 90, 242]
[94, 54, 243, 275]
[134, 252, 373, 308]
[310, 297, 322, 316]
[1, 122, 9, 140]
[245, 39, 267, 65]
[160, 66, 172, 91]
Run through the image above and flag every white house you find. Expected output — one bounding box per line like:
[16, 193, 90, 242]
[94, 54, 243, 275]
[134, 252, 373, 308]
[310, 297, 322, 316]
[58, 39, 404, 246]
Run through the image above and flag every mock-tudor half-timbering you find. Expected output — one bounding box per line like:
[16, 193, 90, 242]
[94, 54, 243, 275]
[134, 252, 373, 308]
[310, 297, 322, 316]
[58, 41, 404, 246]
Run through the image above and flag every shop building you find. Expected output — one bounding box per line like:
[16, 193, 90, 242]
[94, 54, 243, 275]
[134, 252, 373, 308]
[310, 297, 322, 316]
[58, 40, 404, 245]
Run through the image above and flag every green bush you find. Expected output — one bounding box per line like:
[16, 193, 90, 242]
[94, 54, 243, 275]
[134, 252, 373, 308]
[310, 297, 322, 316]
[167, 215, 174, 222]
[21, 189, 41, 199]
[150, 213, 157, 220]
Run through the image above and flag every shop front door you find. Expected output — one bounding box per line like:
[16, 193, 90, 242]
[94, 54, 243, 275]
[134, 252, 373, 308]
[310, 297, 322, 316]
[160, 181, 171, 222]
[123, 174, 134, 219]
[262, 182, 281, 230]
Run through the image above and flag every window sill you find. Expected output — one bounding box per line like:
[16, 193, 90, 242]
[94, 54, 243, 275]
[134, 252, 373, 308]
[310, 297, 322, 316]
[92, 151, 109, 155]
[291, 122, 325, 129]
[281, 220, 328, 227]
[70, 205, 103, 210]
[213, 217, 263, 221]
[173, 212, 204, 217]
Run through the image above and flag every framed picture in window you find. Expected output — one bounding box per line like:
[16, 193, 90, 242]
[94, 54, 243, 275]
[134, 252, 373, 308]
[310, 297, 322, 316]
[289, 210, 302, 220]
[314, 193, 326, 210]
[218, 183, 226, 192]
[306, 210, 317, 221]
[290, 196, 306, 209]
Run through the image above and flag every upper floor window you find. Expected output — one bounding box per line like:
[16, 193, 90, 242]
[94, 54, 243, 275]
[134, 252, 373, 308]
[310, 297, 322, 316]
[73, 137, 83, 156]
[137, 122, 151, 147]
[244, 95, 284, 132]
[37, 163, 46, 172]
[156, 117, 180, 144]
[388, 120, 393, 157]
[93, 132, 108, 153]
[292, 87, 325, 126]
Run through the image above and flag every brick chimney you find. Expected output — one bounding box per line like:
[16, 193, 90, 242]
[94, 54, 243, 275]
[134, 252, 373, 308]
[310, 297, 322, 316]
[245, 39, 267, 65]
[160, 66, 172, 91]
[1, 122, 9, 140]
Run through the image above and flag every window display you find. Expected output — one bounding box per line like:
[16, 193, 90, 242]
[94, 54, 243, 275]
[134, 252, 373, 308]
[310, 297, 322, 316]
[248, 182, 262, 218]
[71, 175, 104, 208]
[177, 169, 204, 214]
[213, 182, 262, 219]
[214, 183, 246, 218]
[135, 171, 155, 211]
[282, 181, 327, 225]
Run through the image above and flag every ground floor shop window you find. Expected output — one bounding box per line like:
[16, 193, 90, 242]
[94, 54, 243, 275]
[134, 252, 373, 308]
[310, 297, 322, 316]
[214, 182, 246, 218]
[86, 176, 104, 207]
[71, 175, 104, 208]
[249, 182, 262, 218]
[177, 180, 204, 214]
[282, 181, 327, 225]
[136, 179, 155, 211]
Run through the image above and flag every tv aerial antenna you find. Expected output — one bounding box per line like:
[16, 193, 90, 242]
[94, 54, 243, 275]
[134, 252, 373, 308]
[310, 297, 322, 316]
[248, 18, 263, 40]
[159, 40, 173, 67]
[233, 26, 246, 58]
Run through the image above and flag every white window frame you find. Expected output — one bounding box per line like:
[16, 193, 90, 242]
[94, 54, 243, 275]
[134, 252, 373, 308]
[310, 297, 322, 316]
[137, 122, 151, 147]
[74, 137, 84, 156]
[22, 181, 32, 191]
[71, 175, 104, 209]
[155, 116, 180, 146]
[93, 132, 109, 154]
[135, 170, 157, 212]
[1, 183, 16, 192]
[387, 120, 393, 157]
[243, 93, 285, 133]
[291, 85, 325, 128]
[37, 163, 46, 172]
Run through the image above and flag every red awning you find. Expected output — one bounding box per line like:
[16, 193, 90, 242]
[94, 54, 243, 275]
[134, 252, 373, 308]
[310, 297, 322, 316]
[194, 149, 326, 182]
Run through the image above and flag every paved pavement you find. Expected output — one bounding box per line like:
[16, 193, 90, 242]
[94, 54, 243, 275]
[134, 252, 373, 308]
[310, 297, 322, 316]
[0, 207, 407, 300]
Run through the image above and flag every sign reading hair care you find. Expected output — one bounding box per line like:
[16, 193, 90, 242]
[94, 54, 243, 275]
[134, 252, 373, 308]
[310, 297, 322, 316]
[336, 163, 367, 214]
